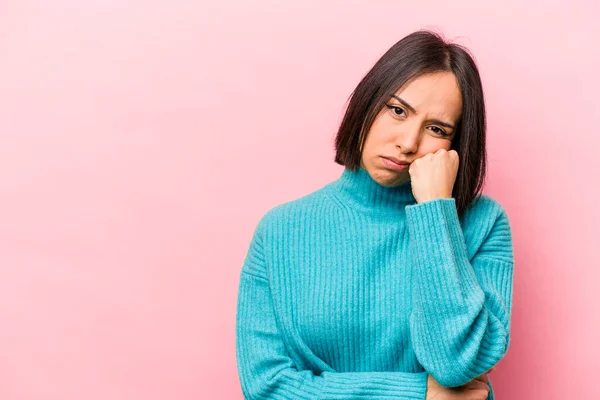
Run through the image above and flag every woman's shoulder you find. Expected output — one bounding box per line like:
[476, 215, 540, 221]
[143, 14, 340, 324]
[253, 184, 333, 233]
[461, 193, 514, 262]
[464, 193, 510, 224]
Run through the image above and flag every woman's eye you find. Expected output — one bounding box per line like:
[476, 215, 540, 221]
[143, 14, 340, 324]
[385, 104, 449, 137]
[429, 126, 448, 136]
[386, 104, 405, 117]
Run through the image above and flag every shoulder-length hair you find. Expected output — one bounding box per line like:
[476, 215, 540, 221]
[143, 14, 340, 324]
[334, 29, 487, 219]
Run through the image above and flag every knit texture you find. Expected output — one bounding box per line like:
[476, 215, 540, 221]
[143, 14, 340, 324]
[236, 166, 514, 399]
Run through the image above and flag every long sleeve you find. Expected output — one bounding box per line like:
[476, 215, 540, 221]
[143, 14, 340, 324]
[405, 197, 514, 388]
[235, 216, 429, 400]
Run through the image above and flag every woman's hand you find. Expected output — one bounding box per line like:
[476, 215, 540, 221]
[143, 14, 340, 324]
[425, 370, 493, 400]
[408, 148, 459, 203]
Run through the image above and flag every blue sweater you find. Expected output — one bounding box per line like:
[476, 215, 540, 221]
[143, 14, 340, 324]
[236, 166, 514, 399]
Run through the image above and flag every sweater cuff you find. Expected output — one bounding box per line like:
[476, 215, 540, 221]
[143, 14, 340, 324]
[405, 197, 468, 259]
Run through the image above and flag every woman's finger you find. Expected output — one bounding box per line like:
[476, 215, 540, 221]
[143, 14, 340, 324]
[462, 378, 489, 391]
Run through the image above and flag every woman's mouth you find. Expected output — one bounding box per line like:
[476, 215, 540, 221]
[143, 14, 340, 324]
[382, 157, 410, 171]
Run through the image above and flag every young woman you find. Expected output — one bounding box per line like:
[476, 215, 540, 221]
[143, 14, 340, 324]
[236, 29, 514, 400]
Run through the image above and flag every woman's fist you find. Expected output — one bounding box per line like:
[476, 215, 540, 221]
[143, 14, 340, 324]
[425, 372, 491, 400]
[409, 148, 459, 203]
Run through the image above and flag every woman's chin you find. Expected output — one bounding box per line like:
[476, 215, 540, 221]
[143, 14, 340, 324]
[374, 169, 409, 187]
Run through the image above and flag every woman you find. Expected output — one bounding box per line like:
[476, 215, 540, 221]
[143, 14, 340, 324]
[236, 29, 514, 400]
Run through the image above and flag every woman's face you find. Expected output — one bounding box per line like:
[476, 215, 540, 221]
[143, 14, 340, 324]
[359, 72, 463, 187]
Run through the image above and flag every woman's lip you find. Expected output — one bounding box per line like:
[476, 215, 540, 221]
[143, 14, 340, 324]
[382, 157, 410, 171]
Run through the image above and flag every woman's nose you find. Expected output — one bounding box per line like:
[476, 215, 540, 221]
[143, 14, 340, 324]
[395, 127, 420, 153]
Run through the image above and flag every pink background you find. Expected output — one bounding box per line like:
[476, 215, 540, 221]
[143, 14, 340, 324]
[1, 1, 598, 399]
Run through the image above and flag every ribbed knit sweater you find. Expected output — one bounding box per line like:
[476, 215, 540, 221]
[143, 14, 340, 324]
[236, 166, 514, 400]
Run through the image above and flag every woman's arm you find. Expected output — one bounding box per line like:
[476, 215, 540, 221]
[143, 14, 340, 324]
[236, 216, 429, 400]
[405, 196, 514, 388]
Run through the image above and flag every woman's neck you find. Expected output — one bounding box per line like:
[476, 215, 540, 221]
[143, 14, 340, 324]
[327, 166, 416, 218]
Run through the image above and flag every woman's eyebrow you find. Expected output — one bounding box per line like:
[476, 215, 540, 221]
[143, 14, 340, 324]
[391, 95, 456, 130]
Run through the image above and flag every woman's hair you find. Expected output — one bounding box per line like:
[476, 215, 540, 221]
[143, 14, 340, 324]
[334, 29, 487, 219]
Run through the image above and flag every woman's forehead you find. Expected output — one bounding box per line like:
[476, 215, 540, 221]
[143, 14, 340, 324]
[391, 73, 463, 118]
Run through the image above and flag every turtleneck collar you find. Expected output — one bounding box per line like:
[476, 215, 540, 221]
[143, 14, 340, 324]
[326, 166, 417, 217]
